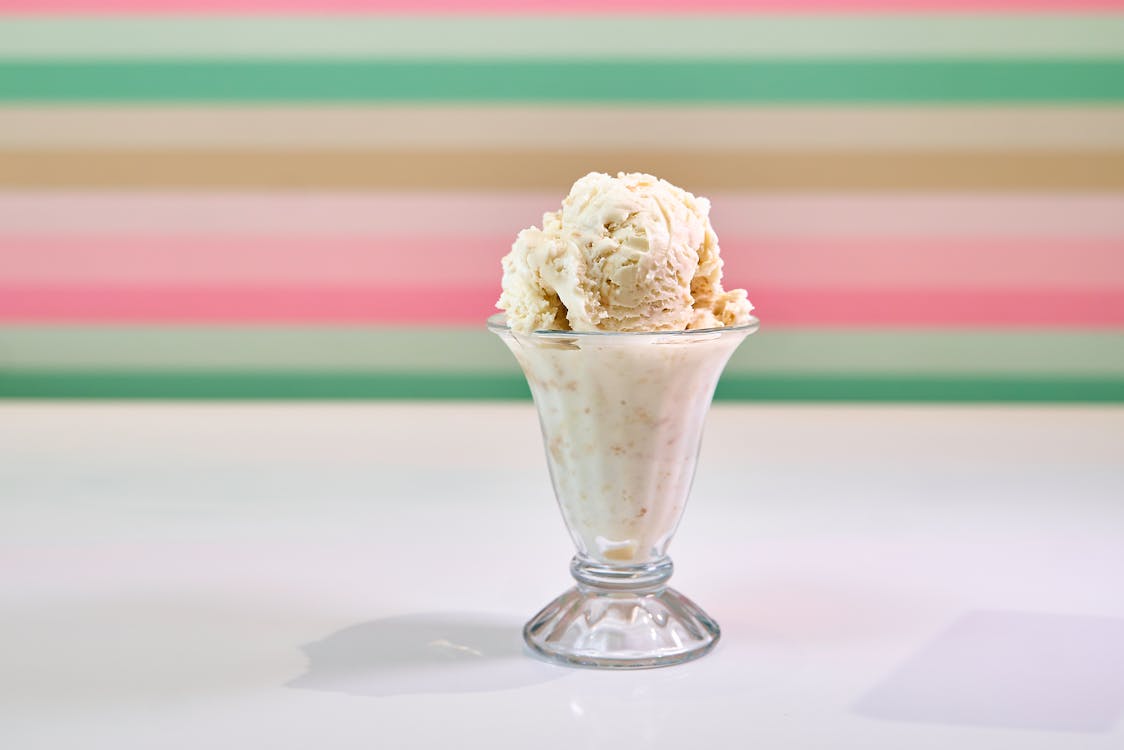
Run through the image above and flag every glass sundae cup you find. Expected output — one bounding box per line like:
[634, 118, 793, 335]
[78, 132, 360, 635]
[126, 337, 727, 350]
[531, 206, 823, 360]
[489, 313, 758, 668]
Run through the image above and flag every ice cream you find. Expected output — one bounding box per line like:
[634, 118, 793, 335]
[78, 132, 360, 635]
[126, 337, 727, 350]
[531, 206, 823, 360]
[498, 171, 753, 333]
[491, 172, 756, 566]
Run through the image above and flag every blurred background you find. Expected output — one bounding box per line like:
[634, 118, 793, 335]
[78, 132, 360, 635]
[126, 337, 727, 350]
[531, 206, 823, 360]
[0, 1, 1121, 403]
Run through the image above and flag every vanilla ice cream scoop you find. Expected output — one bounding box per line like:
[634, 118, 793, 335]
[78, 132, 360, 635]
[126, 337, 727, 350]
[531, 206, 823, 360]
[498, 172, 753, 332]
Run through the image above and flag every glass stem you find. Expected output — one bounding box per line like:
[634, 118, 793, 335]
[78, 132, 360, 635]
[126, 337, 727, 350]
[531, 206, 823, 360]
[569, 555, 673, 596]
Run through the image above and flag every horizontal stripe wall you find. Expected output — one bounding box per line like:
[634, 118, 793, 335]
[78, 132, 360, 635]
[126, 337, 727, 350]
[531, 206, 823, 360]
[1, 7, 1122, 401]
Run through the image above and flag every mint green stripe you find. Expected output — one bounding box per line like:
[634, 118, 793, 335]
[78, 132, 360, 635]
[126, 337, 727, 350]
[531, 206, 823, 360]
[0, 370, 525, 400]
[729, 330, 1124, 376]
[2, 371, 1120, 402]
[2, 61, 1121, 102]
[715, 375, 1124, 403]
[0, 328, 516, 373]
[3, 328, 1123, 376]
[3, 17, 1123, 59]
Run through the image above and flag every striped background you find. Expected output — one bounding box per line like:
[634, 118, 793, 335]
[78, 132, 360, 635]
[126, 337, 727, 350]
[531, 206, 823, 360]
[1, 2, 1122, 401]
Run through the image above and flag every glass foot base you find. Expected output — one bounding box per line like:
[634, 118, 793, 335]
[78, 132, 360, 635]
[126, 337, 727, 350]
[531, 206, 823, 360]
[523, 584, 721, 669]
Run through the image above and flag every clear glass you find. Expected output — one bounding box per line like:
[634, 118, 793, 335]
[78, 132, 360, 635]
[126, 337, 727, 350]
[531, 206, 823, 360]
[488, 312, 758, 668]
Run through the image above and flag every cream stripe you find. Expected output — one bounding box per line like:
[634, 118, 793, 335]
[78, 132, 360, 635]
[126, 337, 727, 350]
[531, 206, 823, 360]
[2, 106, 1123, 150]
[2, 16, 1123, 59]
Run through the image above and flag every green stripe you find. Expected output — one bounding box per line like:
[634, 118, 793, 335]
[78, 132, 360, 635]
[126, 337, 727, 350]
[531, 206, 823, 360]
[3, 17, 1123, 59]
[0, 327, 515, 373]
[716, 375, 1124, 402]
[3, 327, 1122, 401]
[2, 371, 1120, 402]
[2, 60, 1121, 102]
[3, 328, 1123, 376]
[735, 330, 1124, 376]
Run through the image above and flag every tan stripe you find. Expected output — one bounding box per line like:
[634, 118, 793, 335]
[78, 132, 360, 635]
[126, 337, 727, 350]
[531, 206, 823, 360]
[2, 107, 1124, 150]
[2, 150, 1123, 190]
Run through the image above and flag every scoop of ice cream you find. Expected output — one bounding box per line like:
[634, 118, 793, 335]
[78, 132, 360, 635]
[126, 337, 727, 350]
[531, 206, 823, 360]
[498, 171, 753, 332]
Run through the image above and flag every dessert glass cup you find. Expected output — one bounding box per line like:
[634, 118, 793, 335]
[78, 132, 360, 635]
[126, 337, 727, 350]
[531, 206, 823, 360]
[488, 312, 758, 668]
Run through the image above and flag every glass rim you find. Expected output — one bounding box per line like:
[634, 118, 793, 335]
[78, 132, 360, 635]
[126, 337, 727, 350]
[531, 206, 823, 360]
[486, 312, 759, 338]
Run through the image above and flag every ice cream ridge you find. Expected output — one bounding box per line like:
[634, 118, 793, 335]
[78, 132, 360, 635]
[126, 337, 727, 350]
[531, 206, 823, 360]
[498, 171, 753, 332]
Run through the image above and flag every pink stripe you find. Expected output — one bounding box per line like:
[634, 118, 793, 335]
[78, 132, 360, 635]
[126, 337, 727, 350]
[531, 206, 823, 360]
[3, 236, 1122, 290]
[0, 285, 497, 325]
[1, 1, 1119, 13]
[1, 285, 1120, 327]
[0, 236, 502, 286]
[2, 193, 1123, 239]
[0, 192, 553, 239]
[755, 288, 1124, 327]
[716, 238, 1124, 291]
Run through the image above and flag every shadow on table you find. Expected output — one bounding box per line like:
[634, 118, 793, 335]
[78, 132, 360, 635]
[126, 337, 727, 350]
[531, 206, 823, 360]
[287, 612, 565, 697]
[854, 609, 1124, 733]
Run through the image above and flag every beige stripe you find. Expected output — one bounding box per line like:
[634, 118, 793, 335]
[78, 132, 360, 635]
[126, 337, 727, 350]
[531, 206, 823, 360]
[2, 107, 1123, 150]
[2, 150, 1122, 190]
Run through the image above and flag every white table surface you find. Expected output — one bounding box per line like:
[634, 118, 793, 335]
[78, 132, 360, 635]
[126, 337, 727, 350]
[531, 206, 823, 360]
[1, 402, 1122, 749]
